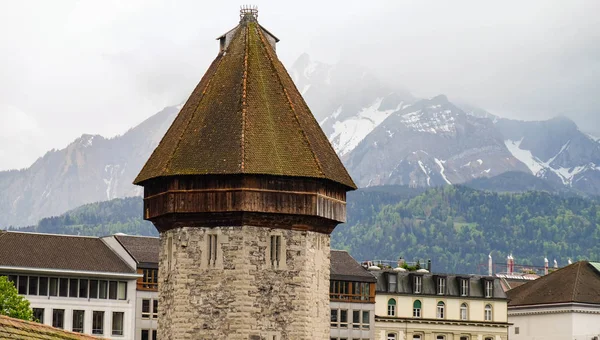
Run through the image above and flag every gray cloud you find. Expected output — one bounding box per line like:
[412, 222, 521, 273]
[0, 0, 598, 170]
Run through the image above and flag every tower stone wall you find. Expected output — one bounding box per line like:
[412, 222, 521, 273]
[158, 225, 331, 340]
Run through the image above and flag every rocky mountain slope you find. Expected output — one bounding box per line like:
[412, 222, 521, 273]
[0, 105, 179, 227]
[1, 54, 599, 227]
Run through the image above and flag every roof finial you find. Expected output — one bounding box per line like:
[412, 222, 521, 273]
[240, 5, 258, 22]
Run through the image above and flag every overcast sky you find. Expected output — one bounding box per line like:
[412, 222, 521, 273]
[0, 1, 598, 170]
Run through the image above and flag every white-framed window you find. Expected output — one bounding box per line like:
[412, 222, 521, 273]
[387, 298, 396, 316]
[72, 310, 84, 333]
[436, 301, 445, 319]
[414, 275, 422, 294]
[460, 303, 468, 320]
[484, 304, 493, 321]
[437, 277, 446, 295]
[92, 311, 104, 335]
[352, 310, 370, 329]
[413, 335, 422, 340]
[413, 300, 422, 318]
[436, 336, 446, 340]
[142, 299, 151, 318]
[388, 273, 397, 292]
[270, 235, 281, 268]
[485, 280, 493, 298]
[340, 309, 348, 328]
[387, 333, 397, 340]
[461, 278, 469, 296]
[331, 309, 338, 327]
[112, 312, 124, 336]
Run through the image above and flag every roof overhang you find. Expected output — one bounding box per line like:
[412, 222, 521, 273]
[0, 265, 142, 279]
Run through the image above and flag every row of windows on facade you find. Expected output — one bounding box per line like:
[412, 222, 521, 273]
[33, 308, 124, 336]
[389, 275, 494, 298]
[3, 274, 127, 300]
[330, 280, 373, 302]
[387, 299, 494, 321]
[330, 309, 370, 329]
[386, 334, 496, 340]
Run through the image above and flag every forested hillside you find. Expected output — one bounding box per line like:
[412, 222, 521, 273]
[334, 186, 600, 273]
[12, 197, 156, 236]
[7, 186, 600, 274]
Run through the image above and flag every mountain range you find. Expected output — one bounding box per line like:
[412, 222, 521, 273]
[0, 54, 598, 227]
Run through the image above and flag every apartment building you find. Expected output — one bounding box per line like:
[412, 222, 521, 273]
[0, 231, 139, 339]
[370, 267, 509, 340]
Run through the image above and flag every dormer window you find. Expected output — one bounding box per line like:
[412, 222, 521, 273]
[485, 280, 493, 298]
[388, 273, 397, 293]
[460, 278, 469, 296]
[414, 275, 422, 294]
[437, 277, 446, 295]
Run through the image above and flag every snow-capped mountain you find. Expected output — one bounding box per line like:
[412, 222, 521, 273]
[290, 53, 414, 156]
[343, 95, 529, 187]
[1, 54, 599, 227]
[496, 117, 600, 194]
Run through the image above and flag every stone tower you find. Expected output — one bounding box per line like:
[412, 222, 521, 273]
[134, 7, 356, 340]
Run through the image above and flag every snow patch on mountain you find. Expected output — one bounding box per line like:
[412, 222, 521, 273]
[329, 98, 401, 155]
[400, 109, 456, 134]
[434, 158, 452, 185]
[505, 138, 597, 186]
[418, 160, 431, 186]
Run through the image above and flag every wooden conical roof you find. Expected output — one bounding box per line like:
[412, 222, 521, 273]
[134, 14, 355, 189]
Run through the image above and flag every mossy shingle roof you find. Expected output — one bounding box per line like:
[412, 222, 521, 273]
[0, 315, 101, 339]
[507, 261, 600, 306]
[134, 16, 355, 189]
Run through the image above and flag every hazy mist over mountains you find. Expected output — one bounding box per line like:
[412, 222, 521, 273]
[1, 1, 599, 171]
[0, 52, 599, 228]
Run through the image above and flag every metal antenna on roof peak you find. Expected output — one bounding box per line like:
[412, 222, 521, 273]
[240, 5, 258, 21]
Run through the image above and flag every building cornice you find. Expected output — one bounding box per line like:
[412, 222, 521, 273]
[508, 303, 600, 316]
[375, 316, 510, 328]
[0, 265, 142, 279]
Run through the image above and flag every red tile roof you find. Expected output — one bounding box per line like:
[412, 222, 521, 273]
[134, 15, 355, 189]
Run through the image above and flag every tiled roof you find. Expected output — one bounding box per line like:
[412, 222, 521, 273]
[133, 15, 355, 189]
[330, 250, 376, 282]
[114, 235, 159, 265]
[0, 232, 135, 274]
[0, 315, 100, 339]
[508, 261, 600, 306]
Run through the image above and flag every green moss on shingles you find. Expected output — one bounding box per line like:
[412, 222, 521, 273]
[134, 18, 356, 189]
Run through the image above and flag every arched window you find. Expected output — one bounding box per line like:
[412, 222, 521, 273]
[460, 303, 468, 320]
[413, 335, 422, 340]
[436, 301, 445, 319]
[436, 336, 446, 340]
[413, 300, 422, 318]
[387, 333, 397, 340]
[484, 304, 493, 321]
[387, 298, 396, 316]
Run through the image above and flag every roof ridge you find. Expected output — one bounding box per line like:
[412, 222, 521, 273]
[241, 25, 249, 171]
[573, 261, 583, 301]
[4, 231, 99, 239]
[254, 24, 325, 177]
[162, 47, 228, 175]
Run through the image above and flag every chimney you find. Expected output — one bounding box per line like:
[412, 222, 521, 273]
[511, 254, 515, 274]
[427, 259, 432, 272]
[554, 259, 558, 269]
[544, 257, 549, 275]
[568, 258, 572, 265]
[488, 253, 493, 276]
[507, 255, 511, 274]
